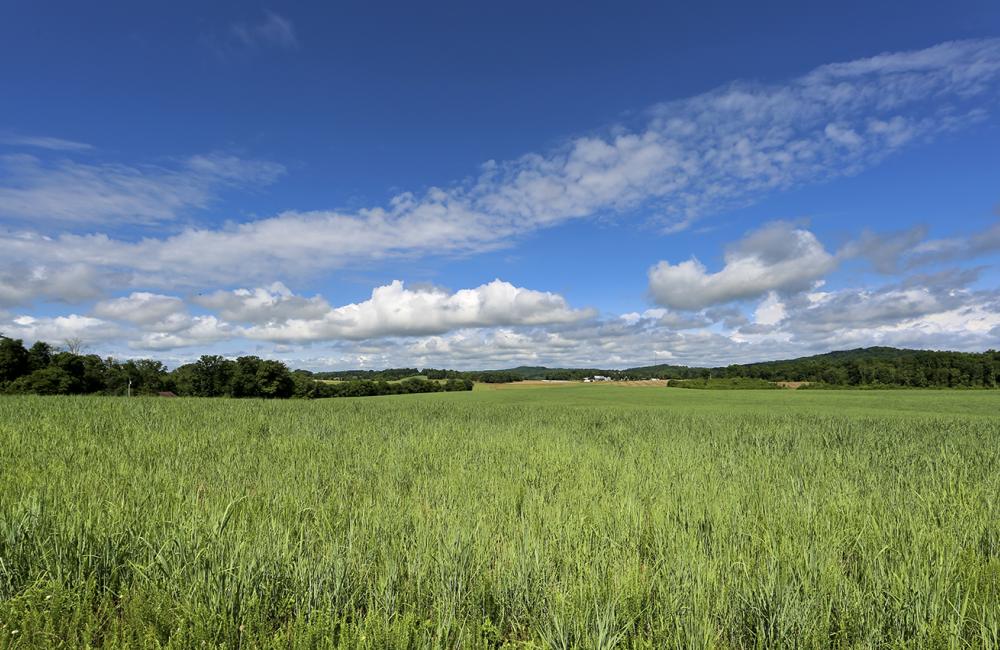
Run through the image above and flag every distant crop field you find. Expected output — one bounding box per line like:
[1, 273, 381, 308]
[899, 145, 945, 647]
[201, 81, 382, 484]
[1, 388, 998, 648]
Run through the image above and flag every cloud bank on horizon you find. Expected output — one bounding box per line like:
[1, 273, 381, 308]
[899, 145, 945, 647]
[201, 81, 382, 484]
[1, 31, 999, 369]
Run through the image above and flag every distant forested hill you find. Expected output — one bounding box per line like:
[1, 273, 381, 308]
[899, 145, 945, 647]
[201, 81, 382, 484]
[710, 347, 1000, 387]
[309, 348, 1000, 388]
[615, 347, 1000, 388]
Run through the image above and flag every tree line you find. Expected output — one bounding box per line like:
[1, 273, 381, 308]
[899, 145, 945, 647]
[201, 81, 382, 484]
[0, 336, 472, 398]
[3, 335, 997, 395]
[501, 349, 1000, 388]
[703, 348, 1000, 388]
[305, 368, 522, 383]
[645, 350, 998, 387]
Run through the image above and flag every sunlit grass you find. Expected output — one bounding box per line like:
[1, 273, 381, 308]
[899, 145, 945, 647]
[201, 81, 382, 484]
[1, 389, 998, 648]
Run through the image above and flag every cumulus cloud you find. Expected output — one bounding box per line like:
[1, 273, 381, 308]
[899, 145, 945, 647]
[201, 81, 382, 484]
[3, 39, 1000, 295]
[648, 221, 838, 310]
[727, 267, 1000, 353]
[302, 279, 999, 370]
[6, 271, 994, 367]
[241, 279, 596, 341]
[753, 292, 787, 326]
[1, 314, 121, 344]
[782, 285, 973, 336]
[193, 282, 331, 324]
[129, 316, 233, 351]
[0, 263, 106, 308]
[92, 292, 187, 326]
[1, 279, 595, 351]
[0, 153, 284, 225]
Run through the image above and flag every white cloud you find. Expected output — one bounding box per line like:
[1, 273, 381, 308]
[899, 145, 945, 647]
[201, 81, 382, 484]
[3, 39, 999, 297]
[241, 279, 596, 341]
[824, 123, 864, 148]
[0, 134, 93, 151]
[129, 316, 233, 351]
[648, 222, 837, 310]
[92, 292, 187, 326]
[0, 153, 284, 225]
[2, 279, 595, 351]
[3, 314, 121, 345]
[285, 282, 999, 370]
[909, 221, 1000, 266]
[753, 292, 787, 326]
[7, 272, 994, 367]
[231, 12, 298, 49]
[193, 282, 330, 323]
[0, 263, 108, 308]
[844, 220, 1000, 273]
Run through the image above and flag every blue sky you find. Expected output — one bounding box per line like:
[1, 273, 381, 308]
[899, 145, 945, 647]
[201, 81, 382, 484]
[1, 1, 999, 369]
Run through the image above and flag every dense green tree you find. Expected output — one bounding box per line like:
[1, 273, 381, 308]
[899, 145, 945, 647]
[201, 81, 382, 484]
[6, 366, 79, 395]
[27, 341, 53, 372]
[230, 356, 264, 397]
[170, 364, 199, 397]
[0, 336, 29, 384]
[254, 359, 295, 398]
[119, 359, 170, 395]
[186, 355, 235, 397]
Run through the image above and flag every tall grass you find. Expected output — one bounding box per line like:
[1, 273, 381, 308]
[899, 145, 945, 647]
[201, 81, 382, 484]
[1, 393, 998, 648]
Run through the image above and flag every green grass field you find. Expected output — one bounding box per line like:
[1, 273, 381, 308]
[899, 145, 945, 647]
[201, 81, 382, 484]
[1, 388, 998, 648]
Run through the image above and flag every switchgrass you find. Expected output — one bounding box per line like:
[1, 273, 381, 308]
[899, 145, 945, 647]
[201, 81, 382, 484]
[1, 389, 998, 648]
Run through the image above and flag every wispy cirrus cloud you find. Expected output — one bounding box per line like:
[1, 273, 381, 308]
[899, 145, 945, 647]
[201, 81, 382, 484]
[0, 134, 93, 151]
[844, 221, 1000, 273]
[230, 11, 298, 50]
[0, 153, 284, 225]
[3, 39, 999, 299]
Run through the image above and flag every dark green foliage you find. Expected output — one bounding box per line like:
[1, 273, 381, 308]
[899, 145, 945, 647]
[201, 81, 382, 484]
[311, 367, 422, 381]
[0, 336, 469, 400]
[527, 348, 1000, 387]
[468, 371, 522, 383]
[312, 376, 473, 398]
[253, 359, 296, 399]
[474, 348, 1000, 388]
[319, 348, 1000, 388]
[1, 339, 298, 399]
[118, 359, 169, 395]
[0, 335, 30, 383]
[721, 347, 1000, 387]
[26, 341, 52, 372]
[5, 366, 79, 394]
[314, 367, 520, 383]
[180, 355, 235, 397]
[171, 355, 297, 399]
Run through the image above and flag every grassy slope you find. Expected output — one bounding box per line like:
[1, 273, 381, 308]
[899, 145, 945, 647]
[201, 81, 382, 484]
[1, 389, 998, 648]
